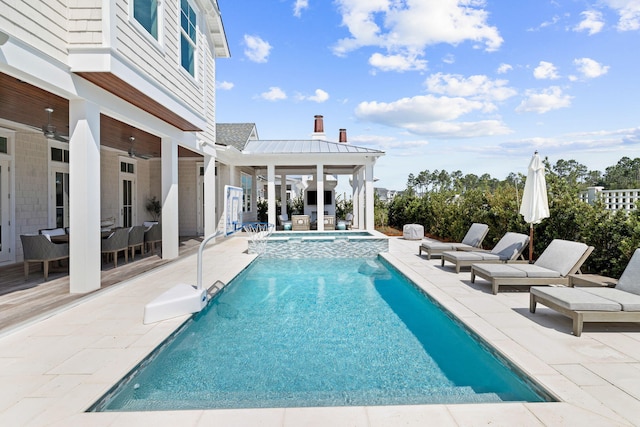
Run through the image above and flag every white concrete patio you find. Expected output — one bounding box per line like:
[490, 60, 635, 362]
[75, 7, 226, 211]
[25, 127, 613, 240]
[0, 235, 639, 426]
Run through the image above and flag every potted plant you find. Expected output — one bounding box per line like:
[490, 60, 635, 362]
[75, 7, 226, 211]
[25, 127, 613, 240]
[145, 196, 161, 221]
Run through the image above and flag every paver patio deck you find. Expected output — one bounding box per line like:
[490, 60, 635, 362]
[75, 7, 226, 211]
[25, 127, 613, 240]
[0, 235, 639, 426]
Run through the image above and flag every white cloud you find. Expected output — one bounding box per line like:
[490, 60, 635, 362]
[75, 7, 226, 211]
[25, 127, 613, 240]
[425, 73, 517, 102]
[244, 35, 272, 63]
[497, 63, 513, 74]
[216, 81, 234, 90]
[533, 61, 560, 79]
[332, 0, 503, 58]
[496, 127, 640, 156]
[516, 86, 572, 114]
[574, 57, 610, 79]
[574, 10, 605, 35]
[298, 89, 330, 103]
[527, 15, 560, 32]
[603, 0, 640, 31]
[293, 0, 309, 17]
[368, 52, 427, 72]
[354, 94, 511, 137]
[260, 87, 287, 101]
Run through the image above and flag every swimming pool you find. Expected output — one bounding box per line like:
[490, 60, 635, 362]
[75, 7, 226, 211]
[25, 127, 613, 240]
[91, 256, 552, 411]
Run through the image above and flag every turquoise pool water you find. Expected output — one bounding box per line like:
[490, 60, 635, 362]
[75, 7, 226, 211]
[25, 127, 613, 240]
[92, 257, 552, 411]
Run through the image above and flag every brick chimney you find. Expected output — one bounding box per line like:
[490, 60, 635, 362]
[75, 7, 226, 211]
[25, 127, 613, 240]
[339, 128, 347, 143]
[312, 115, 325, 140]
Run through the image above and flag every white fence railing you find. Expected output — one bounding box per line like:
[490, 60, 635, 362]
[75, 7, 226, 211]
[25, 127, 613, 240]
[580, 187, 640, 212]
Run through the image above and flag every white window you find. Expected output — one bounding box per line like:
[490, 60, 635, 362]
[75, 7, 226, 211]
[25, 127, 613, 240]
[134, 0, 159, 39]
[180, 0, 197, 76]
[241, 172, 252, 213]
[48, 142, 70, 228]
[119, 159, 137, 228]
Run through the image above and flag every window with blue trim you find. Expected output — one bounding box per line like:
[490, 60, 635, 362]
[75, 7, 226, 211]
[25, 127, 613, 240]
[133, 0, 158, 39]
[180, 0, 197, 76]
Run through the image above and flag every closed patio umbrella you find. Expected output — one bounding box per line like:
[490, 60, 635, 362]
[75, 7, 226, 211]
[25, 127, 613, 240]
[519, 151, 550, 261]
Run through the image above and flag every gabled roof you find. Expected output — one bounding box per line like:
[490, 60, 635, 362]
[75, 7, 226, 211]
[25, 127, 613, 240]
[243, 140, 384, 155]
[216, 123, 258, 150]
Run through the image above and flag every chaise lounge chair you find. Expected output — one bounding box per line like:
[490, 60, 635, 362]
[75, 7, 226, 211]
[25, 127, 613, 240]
[470, 239, 594, 295]
[530, 248, 640, 336]
[441, 232, 529, 273]
[418, 223, 489, 259]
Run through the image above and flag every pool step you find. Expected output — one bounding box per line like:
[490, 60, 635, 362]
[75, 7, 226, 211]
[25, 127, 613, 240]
[143, 283, 208, 324]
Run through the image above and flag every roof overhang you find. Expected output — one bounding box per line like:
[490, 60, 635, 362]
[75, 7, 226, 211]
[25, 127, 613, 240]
[198, 0, 231, 58]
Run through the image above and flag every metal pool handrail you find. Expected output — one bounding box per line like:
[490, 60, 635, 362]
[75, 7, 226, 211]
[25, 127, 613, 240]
[197, 230, 224, 290]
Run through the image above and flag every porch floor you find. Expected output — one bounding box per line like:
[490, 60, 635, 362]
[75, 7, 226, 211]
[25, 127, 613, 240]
[0, 236, 205, 334]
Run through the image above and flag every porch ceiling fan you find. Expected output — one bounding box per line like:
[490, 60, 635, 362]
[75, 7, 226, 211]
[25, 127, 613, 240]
[128, 136, 153, 160]
[42, 107, 69, 142]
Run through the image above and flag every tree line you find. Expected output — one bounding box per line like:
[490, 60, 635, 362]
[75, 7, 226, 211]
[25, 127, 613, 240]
[384, 156, 640, 278]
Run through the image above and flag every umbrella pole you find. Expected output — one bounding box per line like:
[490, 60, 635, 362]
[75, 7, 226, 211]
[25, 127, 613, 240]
[529, 223, 534, 262]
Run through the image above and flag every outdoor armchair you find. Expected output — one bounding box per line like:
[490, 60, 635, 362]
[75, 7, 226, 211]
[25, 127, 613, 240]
[277, 214, 292, 230]
[101, 228, 130, 268]
[128, 225, 146, 260]
[20, 234, 69, 281]
[144, 223, 162, 254]
[291, 215, 310, 231]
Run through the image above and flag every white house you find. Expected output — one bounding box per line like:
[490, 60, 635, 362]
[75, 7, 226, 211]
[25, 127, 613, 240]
[215, 116, 384, 231]
[0, 0, 229, 293]
[0, 2, 384, 295]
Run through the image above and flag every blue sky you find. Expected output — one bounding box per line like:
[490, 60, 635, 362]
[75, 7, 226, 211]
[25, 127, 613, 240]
[215, 0, 640, 191]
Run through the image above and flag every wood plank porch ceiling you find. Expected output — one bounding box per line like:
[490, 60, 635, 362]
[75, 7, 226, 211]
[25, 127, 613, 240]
[0, 72, 200, 158]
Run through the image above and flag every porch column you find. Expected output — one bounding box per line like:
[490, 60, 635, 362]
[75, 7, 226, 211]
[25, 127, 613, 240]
[203, 154, 216, 236]
[358, 167, 365, 230]
[69, 99, 101, 294]
[351, 169, 359, 229]
[316, 163, 324, 231]
[161, 137, 179, 259]
[229, 165, 237, 186]
[280, 172, 287, 218]
[267, 164, 276, 226]
[365, 162, 375, 230]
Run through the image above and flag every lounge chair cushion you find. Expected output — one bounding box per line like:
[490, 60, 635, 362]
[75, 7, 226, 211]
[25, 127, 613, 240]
[490, 232, 529, 259]
[461, 223, 490, 247]
[473, 264, 528, 278]
[443, 251, 503, 262]
[535, 239, 590, 277]
[531, 287, 621, 312]
[581, 288, 640, 311]
[615, 249, 640, 296]
[422, 242, 471, 252]
[509, 264, 562, 278]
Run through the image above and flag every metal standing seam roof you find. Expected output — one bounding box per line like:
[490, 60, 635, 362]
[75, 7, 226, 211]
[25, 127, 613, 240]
[243, 139, 384, 155]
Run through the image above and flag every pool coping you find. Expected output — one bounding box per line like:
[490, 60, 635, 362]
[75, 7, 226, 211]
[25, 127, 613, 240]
[0, 236, 638, 426]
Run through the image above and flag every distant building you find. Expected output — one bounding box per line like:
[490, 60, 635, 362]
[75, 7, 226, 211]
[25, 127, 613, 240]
[579, 187, 640, 212]
[375, 188, 398, 202]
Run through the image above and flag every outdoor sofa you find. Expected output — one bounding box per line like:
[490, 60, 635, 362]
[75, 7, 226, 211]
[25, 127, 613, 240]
[470, 239, 594, 295]
[418, 223, 489, 259]
[441, 232, 529, 273]
[530, 248, 640, 336]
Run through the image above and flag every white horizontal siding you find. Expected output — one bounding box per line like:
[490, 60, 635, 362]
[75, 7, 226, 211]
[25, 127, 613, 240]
[0, 0, 68, 63]
[113, 0, 206, 116]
